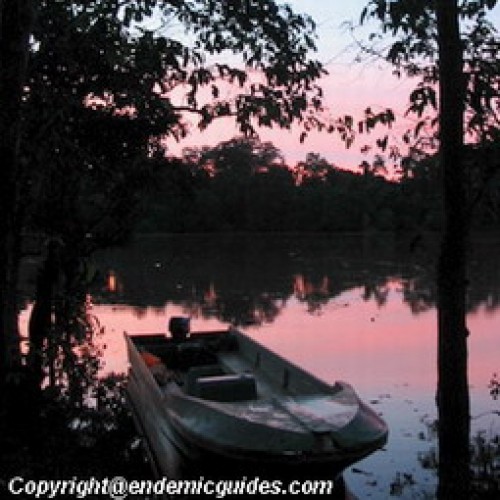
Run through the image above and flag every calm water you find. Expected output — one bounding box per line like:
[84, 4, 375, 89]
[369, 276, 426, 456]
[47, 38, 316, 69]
[41, 232, 499, 499]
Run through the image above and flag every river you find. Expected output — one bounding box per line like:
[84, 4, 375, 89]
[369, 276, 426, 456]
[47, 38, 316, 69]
[27, 232, 499, 499]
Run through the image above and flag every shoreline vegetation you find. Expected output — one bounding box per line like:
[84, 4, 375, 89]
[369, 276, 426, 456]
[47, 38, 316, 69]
[133, 139, 500, 236]
[0, 374, 155, 496]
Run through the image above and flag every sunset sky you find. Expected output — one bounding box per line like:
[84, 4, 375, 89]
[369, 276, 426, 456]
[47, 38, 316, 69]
[168, 1, 500, 171]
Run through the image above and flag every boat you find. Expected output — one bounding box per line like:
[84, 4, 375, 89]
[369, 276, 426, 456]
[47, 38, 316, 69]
[124, 317, 388, 482]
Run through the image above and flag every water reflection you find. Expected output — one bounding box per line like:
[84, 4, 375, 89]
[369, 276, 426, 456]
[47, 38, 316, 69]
[89, 233, 500, 499]
[94, 233, 500, 325]
[96, 234, 412, 322]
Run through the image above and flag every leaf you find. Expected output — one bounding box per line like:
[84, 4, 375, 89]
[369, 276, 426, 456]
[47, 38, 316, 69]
[360, 6, 369, 25]
[414, 120, 426, 138]
[376, 135, 388, 151]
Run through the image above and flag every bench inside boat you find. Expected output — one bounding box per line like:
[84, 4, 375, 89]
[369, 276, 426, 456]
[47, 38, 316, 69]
[187, 369, 257, 402]
[130, 326, 339, 408]
[135, 331, 259, 403]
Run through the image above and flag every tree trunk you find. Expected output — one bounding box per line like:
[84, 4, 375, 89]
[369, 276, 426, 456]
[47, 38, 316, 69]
[435, 1, 470, 498]
[0, 0, 36, 411]
[28, 241, 62, 388]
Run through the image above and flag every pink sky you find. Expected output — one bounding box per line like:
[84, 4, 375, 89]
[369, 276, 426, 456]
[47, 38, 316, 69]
[166, 67, 417, 171]
[165, 1, 500, 171]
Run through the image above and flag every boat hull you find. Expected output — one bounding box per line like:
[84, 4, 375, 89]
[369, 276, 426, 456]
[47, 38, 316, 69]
[124, 329, 388, 486]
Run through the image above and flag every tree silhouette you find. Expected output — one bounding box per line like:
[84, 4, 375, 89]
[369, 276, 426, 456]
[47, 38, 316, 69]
[0, 0, 37, 419]
[0, 0, 326, 414]
[361, 0, 499, 497]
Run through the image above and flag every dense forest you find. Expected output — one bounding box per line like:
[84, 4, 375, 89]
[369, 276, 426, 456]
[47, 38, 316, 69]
[137, 136, 500, 233]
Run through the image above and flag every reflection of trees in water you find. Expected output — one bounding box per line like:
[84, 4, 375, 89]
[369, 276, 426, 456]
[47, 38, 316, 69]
[93, 234, 500, 326]
[416, 416, 500, 497]
[467, 241, 500, 314]
[184, 293, 287, 327]
[293, 274, 333, 315]
[362, 281, 390, 308]
[401, 276, 436, 314]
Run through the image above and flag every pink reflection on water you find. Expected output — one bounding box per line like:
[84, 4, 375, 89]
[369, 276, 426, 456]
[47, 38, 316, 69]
[249, 291, 437, 398]
[90, 280, 499, 408]
[41, 276, 497, 499]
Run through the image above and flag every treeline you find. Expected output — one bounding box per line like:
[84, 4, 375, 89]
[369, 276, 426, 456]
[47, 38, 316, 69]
[138, 137, 500, 233]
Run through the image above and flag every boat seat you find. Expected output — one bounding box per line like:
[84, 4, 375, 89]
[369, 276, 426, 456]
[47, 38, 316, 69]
[185, 364, 226, 396]
[194, 373, 257, 402]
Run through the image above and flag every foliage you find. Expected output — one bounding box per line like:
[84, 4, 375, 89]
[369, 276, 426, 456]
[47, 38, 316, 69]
[0, 0, 38, 398]
[0, 0, 331, 477]
[0, 373, 151, 491]
[138, 138, 401, 233]
[296, 152, 335, 183]
[19, 0, 327, 394]
[360, 0, 499, 136]
[359, 0, 500, 205]
[48, 276, 105, 408]
[27, 0, 325, 136]
[20, 0, 329, 264]
[137, 136, 500, 234]
[195, 136, 285, 176]
[358, 2, 499, 498]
